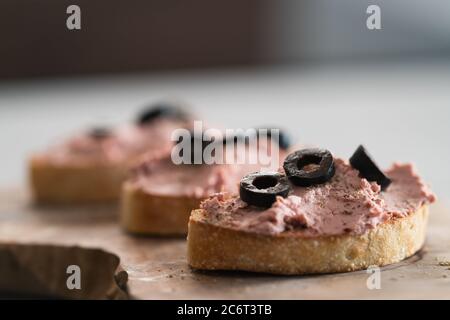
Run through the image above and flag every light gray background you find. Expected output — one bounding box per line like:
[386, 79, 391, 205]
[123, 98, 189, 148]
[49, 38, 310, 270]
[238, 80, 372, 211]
[1, 60, 449, 203]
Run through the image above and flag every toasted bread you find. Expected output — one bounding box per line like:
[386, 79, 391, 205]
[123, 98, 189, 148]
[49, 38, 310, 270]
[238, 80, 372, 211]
[29, 155, 128, 204]
[120, 181, 202, 235]
[187, 205, 429, 275]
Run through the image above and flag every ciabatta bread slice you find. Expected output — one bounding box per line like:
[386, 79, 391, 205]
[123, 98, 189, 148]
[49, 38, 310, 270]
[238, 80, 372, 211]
[30, 156, 128, 204]
[121, 181, 201, 235]
[187, 158, 435, 275]
[187, 205, 429, 275]
[29, 114, 190, 204]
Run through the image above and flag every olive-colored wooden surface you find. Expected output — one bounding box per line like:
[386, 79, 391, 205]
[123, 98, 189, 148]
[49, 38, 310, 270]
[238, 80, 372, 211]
[0, 188, 449, 299]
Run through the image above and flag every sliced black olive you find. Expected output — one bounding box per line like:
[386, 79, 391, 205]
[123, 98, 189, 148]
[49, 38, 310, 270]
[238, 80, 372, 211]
[88, 127, 111, 140]
[283, 148, 335, 187]
[240, 172, 291, 208]
[256, 127, 292, 150]
[136, 102, 189, 125]
[349, 145, 391, 191]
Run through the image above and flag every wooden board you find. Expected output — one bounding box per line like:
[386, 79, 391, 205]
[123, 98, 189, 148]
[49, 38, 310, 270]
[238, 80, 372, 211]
[1, 188, 450, 299]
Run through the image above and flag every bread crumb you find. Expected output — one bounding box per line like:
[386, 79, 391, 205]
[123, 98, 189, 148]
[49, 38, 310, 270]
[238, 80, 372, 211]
[438, 261, 450, 267]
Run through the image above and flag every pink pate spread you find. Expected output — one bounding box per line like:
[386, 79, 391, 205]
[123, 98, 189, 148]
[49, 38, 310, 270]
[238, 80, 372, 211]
[129, 143, 286, 199]
[200, 159, 436, 236]
[36, 118, 188, 166]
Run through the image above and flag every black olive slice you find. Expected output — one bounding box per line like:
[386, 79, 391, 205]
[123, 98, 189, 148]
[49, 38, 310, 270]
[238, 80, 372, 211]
[136, 102, 189, 125]
[88, 127, 111, 140]
[240, 172, 291, 208]
[349, 145, 391, 191]
[283, 148, 335, 187]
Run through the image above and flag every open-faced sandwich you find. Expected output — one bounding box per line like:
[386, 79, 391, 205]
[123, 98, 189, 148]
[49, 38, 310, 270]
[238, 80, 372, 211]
[29, 102, 192, 204]
[120, 128, 291, 235]
[187, 146, 436, 274]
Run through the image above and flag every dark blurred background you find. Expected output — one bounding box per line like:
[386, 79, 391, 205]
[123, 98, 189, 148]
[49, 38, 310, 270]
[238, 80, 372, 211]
[1, 0, 262, 78]
[2, 0, 450, 79]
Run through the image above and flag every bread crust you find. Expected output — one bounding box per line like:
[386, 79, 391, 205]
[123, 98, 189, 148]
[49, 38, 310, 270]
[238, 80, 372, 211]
[29, 155, 128, 204]
[187, 206, 429, 274]
[120, 182, 202, 235]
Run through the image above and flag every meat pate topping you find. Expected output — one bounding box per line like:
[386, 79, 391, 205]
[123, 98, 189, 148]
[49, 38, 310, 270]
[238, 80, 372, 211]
[36, 118, 187, 165]
[200, 158, 436, 236]
[129, 142, 286, 198]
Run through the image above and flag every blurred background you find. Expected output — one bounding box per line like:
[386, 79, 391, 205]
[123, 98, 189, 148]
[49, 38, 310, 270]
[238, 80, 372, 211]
[1, 0, 449, 201]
